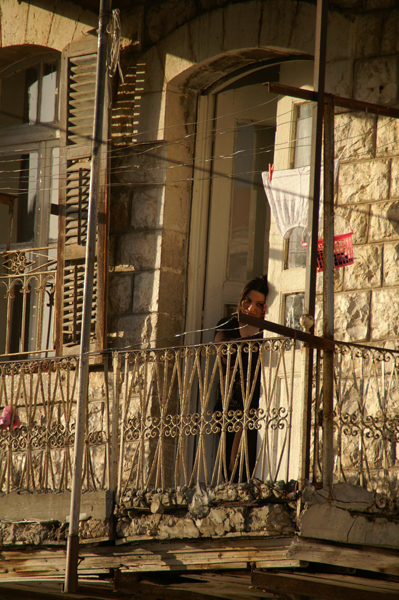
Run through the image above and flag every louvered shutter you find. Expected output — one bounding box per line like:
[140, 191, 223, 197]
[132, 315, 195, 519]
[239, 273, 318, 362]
[55, 37, 108, 357]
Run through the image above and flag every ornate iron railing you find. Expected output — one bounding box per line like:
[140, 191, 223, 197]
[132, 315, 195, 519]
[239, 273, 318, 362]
[0, 247, 57, 357]
[1, 337, 399, 503]
[0, 356, 110, 494]
[311, 342, 399, 501]
[116, 338, 300, 499]
[0, 339, 300, 496]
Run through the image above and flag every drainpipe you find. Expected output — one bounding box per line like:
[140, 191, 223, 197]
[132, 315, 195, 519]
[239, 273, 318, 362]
[64, 0, 112, 592]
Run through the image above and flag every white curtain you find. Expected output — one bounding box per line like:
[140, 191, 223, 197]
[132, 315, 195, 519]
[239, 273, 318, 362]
[262, 161, 339, 239]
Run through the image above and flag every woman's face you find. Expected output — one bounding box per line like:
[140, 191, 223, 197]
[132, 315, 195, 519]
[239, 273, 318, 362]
[240, 289, 266, 318]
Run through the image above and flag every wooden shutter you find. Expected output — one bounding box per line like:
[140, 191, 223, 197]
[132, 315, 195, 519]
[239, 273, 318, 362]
[55, 37, 108, 357]
[111, 60, 138, 146]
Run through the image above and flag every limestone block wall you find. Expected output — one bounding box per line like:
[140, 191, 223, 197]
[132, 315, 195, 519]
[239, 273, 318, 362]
[315, 112, 399, 344]
[108, 0, 399, 350]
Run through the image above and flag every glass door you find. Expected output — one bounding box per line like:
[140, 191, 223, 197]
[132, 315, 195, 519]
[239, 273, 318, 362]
[201, 83, 276, 340]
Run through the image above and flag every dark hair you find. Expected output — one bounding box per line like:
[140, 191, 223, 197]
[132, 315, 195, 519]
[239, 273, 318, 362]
[236, 275, 268, 314]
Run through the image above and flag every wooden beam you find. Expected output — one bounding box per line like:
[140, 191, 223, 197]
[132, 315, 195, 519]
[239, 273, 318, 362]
[252, 570, 399, 600]
[288, 538, 399, 576]
[0, 537, 296, 579]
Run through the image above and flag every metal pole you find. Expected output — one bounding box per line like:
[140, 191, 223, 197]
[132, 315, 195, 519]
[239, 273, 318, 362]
[322, 96, 335, 492]
[64, 0, 112, 592]
[304, 0, 329, 319]
[301, 0, 329, 488]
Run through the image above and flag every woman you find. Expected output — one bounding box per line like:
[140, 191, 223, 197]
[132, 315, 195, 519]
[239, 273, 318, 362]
[214, 275, 268, 480]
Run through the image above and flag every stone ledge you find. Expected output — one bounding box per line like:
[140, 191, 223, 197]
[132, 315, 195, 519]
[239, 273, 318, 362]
[116, 503, 295, 541]
[0, 517, 111, 546]
[115, 481, 297, 542]
[299, 503, 399, 550]
[116, 480, 297, 515]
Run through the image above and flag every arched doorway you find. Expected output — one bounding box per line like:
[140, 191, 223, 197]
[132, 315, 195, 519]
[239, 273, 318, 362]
[186, 58, 314, 344]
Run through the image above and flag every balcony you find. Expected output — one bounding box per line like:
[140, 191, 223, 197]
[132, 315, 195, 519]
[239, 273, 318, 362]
[0, 327, 398, 592]
[0, 335, 397, 499]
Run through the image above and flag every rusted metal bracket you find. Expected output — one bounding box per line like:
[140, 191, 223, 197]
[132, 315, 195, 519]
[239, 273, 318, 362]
[267, 82, 399, 119]
[239, 312, 334, 351]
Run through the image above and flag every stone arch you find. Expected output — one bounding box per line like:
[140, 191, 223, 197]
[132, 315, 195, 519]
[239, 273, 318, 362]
[0, 45, 60, 74]
[149, 12, 319, 340]
[111, 0, 353, 347]
[0, 1, 96, 53]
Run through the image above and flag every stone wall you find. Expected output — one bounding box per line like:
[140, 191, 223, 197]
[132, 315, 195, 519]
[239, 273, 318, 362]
[107, 0, 399, 349]
[315, 110, 399, 344]
[116, 480, 296, 541]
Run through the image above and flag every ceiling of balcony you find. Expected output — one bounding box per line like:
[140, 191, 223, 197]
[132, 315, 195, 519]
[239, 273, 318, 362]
[30, 0, 151, 13]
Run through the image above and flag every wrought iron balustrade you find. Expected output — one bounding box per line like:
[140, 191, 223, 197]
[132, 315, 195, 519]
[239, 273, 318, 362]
[0, 336, 398, 505]
[312, 342, 399, 502]
[116, 338, 299, 499]
[0, 356, 110, 494]
[0, 247, 57, 357]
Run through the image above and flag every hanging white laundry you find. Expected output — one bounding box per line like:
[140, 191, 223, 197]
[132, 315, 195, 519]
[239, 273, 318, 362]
[261, 161, 339, 239]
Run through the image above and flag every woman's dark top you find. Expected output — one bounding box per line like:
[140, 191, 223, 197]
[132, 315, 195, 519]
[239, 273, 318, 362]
[214, 315, 262, 478]
[215, 315, 262, 411]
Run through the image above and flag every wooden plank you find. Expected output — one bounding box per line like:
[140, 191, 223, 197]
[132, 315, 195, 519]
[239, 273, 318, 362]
[288, 538, 399, 576]
[252, 570, 399, 600]
[120, 562, 246, 573]
[113, 536, 293, 551]
[255, 559, 302, 568]
[77, 551, 290, 571]
[67, 537, 294, 574]
[130, 578, 267, 600]
[137, 577, 273, 600]
[0, 536, 294, 578]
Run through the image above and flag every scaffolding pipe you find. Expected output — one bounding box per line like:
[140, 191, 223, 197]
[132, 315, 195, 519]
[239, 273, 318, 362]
[322, 96, 335, 492]
[302, 0, 329, 486]
[304, 0, 329, 316]
[64, 0, 112, 592]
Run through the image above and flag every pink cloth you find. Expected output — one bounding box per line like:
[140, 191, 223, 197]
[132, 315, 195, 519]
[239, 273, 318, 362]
[0, 405, 20, 430]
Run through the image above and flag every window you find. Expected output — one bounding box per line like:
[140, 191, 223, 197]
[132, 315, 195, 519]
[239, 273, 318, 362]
[285, 292, 305, 331]
[0, 53, 60, 357]
[284, 103, 313, 270]
[227, 122, 274, 281]
[293, 102, 312, 169]
[0, 58, 58, 127]
[0, 40, 109, 360]
[286, 226, 307, 269]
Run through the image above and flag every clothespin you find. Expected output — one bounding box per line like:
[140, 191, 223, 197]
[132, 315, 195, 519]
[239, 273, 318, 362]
[269, 163, 274, 181]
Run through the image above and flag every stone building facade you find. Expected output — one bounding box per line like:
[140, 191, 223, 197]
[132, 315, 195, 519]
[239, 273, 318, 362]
[1, 0, 398, 353]
[2, 1, 399, 597]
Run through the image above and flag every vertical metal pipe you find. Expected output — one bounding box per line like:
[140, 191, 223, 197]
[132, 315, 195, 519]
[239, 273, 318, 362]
[110, 352, 121, 500]
[301, 0, 329, 489]
[304, 0, 329, 318]
[322, 96, 335, 492]
[64, 0, 112, 592]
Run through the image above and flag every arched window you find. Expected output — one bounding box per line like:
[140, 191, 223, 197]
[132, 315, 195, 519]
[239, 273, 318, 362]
[0, 53, 59, 127]
[0, 51, 60, 357]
